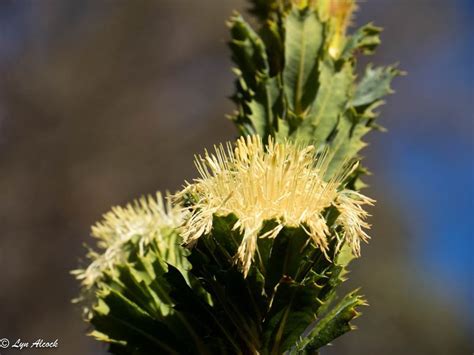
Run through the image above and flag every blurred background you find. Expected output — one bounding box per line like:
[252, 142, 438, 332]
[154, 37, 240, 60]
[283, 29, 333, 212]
[0, 0, 472, 354]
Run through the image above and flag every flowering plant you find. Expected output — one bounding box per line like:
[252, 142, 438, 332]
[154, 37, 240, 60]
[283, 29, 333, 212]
[74, 0, 400, 353]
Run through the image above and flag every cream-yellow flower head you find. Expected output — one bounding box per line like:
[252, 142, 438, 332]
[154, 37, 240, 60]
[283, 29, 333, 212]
[73, 192, 184, 290]
[177, 135, 374, 276]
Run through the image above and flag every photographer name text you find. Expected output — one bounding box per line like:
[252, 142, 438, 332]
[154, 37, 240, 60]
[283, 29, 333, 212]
[0, 338, 59, 350]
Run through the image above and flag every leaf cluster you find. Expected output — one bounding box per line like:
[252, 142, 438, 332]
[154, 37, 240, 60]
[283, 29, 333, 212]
[230, 2, 401, 181]
[89, 212, 365, 354]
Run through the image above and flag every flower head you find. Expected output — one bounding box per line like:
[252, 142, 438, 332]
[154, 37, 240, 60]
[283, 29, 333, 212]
[177, 135, 374, 276]
[328, 0, 357, 58]
[73, 192, 184, 290]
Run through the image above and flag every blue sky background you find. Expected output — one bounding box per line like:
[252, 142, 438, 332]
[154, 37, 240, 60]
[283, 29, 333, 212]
[367, 0, 473, 317]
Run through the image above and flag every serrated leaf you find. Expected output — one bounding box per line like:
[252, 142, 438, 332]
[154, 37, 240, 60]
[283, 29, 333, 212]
[86, 237, 215, 355]
[341, 23, 382, 59]
[262, 226, 339, 354]
[185, 215, 266, 353]
[229, 15, 282, 138]
[352, 64, 400, 107]
[91, 288, 182, 354]
[229, 14, 269, 90]
[263, 279, 322, 354]
[323, 110, 371, 179]
[284, 8, 323, 114]
[259, 20, 284, 76]
[297, 59, 353, 147]
[290, 290, 366, 353]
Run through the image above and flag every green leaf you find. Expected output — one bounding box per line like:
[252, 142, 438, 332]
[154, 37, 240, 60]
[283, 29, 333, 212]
[297, 59, 353, 147]
[290, 290, 366, 353]
[87, 240, 214, 355]
[186, 215, 266, 353]
[259, 20, 284, 76]
[321, 64, 401, 179]
[284, 8, 324, 114]
[91, 289, 182, 354]
[341, 23, 382, 59]
[164, 264, 238, 354]
[274, 117, 291, 141]
[263, 279, 322, 354]
[323, 109, 370, 179]
[352, 64, 401, 107]
[229, 14, 269, 91]
[265, 226, 312, 292]
[229, 14, 282, 137]
[261, 226, 340, 354]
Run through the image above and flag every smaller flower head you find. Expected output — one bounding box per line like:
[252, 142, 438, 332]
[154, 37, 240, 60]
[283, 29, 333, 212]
[177, 135, 374, 276]
[73, 192, 184, 290]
